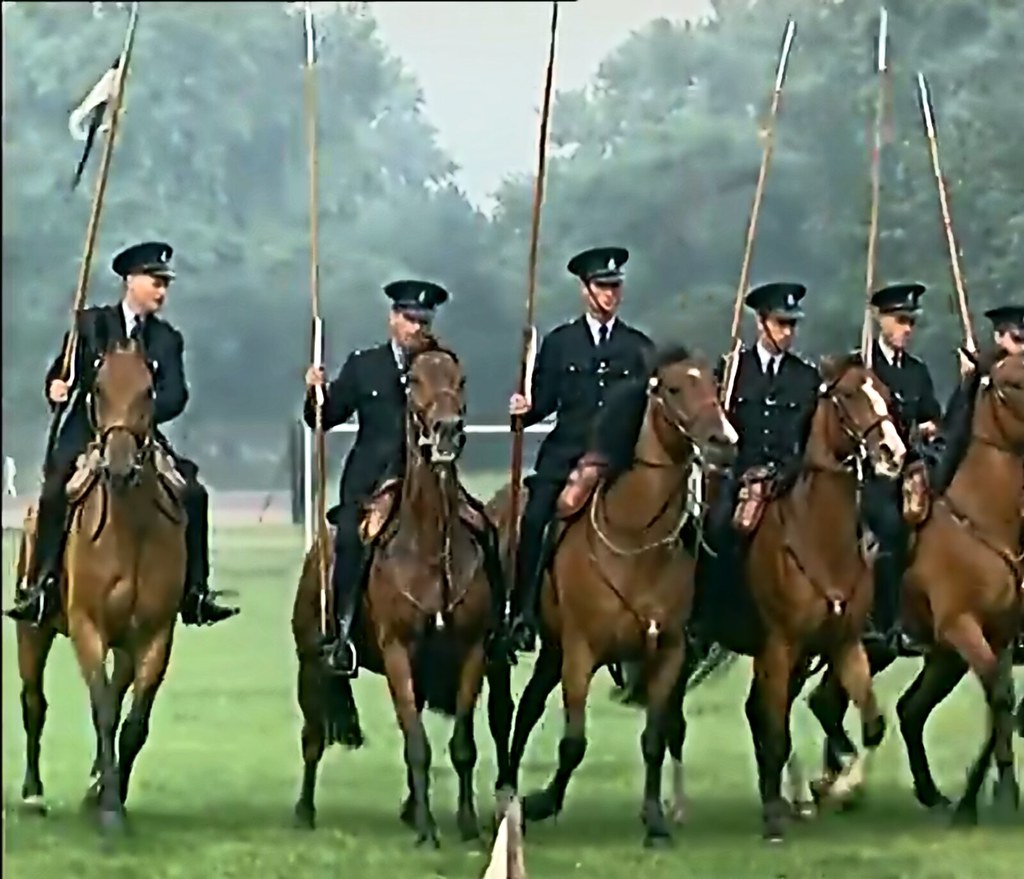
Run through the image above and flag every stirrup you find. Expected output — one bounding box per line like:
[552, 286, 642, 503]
[322, 637, 358, 678]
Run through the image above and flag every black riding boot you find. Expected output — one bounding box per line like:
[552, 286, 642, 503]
[322, 535, 367, 678]
[5, 492, 65, 625]
[870, 548, 917, 653]
[706, 472, 737, 554]
[179, 483, 238, 626]
[510, 515, 551, 653]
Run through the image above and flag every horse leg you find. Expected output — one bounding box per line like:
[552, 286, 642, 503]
[16, 622, 56, 815]
[989, 647, 1019, 818]
[508, 640, 562, 787]
[382, 642, 438, 847]
[663, 652, 695, 825]
[935, 615, 1005, 825]
[896, 648, 965, 810]
[639, 641, 686, 847]
[86, 648, 134, 806]
[117, 630, 173, 808]
[485, 655, 515, 815]
[294, 656, 326, 829]
[69, 615, 123, 833]
[783, 661, 815, 820]
[750, 636, 798, 842]
[522, 638, 595, 823]
[450, 643, 486, 842]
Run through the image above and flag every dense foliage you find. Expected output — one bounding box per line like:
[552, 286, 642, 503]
[3, 0, 1020, 486]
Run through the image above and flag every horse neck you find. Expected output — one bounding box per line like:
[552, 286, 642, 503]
[98, 463, 162, 539]
[786, 405, 862, 568]
[605, 401, 689, 535]
[949, 394, 1023, 540]
[399, 433, 458, 555]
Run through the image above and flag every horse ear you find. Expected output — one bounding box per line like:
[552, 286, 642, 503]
[818, 354, 841, 382]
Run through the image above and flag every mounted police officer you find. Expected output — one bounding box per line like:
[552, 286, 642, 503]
[507, 246, 654, 651]
[862, 282, 941, 651]
[303, 280, 509, 677]
[931, 304, 1024, 495]
[706, 281, 820, 547]
[6, 242, 239, 628]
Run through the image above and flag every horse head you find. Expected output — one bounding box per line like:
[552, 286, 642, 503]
[646, 346, 738, 471]
[817, 353, 906, 480]
[88, 338, 155, 491]
[404, 332, 466, 467]
[981, 351, 1024, 449]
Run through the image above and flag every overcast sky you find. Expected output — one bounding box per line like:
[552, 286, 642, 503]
[370, 1, 712, 210]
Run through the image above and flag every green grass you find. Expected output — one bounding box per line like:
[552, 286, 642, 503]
[2, 526, 1022, 879]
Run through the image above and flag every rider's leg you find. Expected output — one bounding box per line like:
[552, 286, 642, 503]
[323, 505, 368, 677]
[510, 477, 561, 650]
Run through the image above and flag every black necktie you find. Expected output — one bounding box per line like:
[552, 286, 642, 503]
[597, 324, 608, 347]
[129, 315, 144, 340]
[766, 357, 777, 380]
[893, 351, 903, 369]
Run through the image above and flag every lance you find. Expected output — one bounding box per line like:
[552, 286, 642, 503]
[915, 72, 976, 353]
[506, 1, 559, 603]
[301, 2, 331, 635]
[861, 8, 889, 366]
[43, 1, 141, 469]
[720, 17, 796, 410]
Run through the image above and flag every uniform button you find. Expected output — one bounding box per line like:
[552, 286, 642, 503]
[598, 401, 605, 408]
[599, 380, 605, 387]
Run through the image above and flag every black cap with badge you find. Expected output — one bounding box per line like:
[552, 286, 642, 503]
[870, 282, 926, 316]
[744, 281, 806, 320]
[384, 279, 449, 324]
[112, 241, 176, 280]
[983, 304, 1024, 333]
[567, 246, 629, 284]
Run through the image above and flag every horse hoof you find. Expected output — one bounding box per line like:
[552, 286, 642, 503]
[293, 802, 316, 830]
[522, 789, 559, 823]
[399, 797, 416, 829]
[992, 776, 1020, 816]
[915, 788, 951, 811]
[790, 800, 816, 821]
[20, 794, 48, 816]
[643, 828, 672, 849]
[663, 798, 688, 825]
[950, 803, 978, 828]
[98, 808, 125, 834]
[415, 828, 441, 849]
[457, 812, 481, 843]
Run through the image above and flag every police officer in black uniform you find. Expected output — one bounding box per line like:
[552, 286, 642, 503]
[507, 246, 654, 650]
[304, 279, 509, 677]
[931, 304, 1024, 494]
[863, 282, 941, 650]
[6, 242, 239, 627]
[706, 282, 821, 546]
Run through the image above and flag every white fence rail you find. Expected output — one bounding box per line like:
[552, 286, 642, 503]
[302, 422, 554, 548]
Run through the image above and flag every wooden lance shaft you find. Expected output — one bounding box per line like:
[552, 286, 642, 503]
[506, 0, 559, 586]
[720, 18, 796, 411]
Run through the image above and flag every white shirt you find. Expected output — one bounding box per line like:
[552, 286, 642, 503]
[585, 313, 615, 345]
[877, 337, 902, 366]
[390, 340, 407, 371]
[122, 300, 145, 337]
[755, 340, 782, 376]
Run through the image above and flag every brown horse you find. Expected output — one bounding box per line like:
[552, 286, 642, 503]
[490, 346, 738, 846]
[291, 336, 513, 847]
[664, 354, 908, 841]
[12, 338, 187, 833]
[808, 351, 1023, 823]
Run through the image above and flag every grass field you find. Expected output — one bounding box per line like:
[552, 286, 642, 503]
[2, 524, 1022, 879]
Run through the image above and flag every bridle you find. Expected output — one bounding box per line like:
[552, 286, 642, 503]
[403, 349, 467, 466]
[85, 353, 156, 488]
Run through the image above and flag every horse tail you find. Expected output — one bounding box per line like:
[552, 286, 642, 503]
[415, 619, 461, 717]
[322, 674, 365, 750]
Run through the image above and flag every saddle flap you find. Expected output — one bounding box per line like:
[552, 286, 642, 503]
[359, 478, 401, 544]
[732, 464, 776, 534]
[556, 453, 607, 519]
[65, 445, 103, 503]
[901, 460, 931, 527]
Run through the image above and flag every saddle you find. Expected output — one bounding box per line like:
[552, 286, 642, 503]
[732, 464, 778, 535]
[355, 477, 491, 545]
[556, 453, 608, 519]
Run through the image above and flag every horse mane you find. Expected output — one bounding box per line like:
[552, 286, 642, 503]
[648, 343, 693, 378]
[406, 329, 460, 367]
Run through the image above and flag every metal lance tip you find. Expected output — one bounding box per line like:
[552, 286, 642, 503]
[916, 72, 935, 138]
[774, 18, 796, 92]
[877, 7, 888, 73]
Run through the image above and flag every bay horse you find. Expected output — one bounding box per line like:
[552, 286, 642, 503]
[11, 338, 187, 833]
[807, 351, 1023, 823]
[490, 346, 739, 846]
[291, 334, 513, 847]
[665, 354, 908, 841]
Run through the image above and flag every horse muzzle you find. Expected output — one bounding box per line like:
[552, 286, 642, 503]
[101, 428, 149, 489]
[421, 416, 465, 466]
